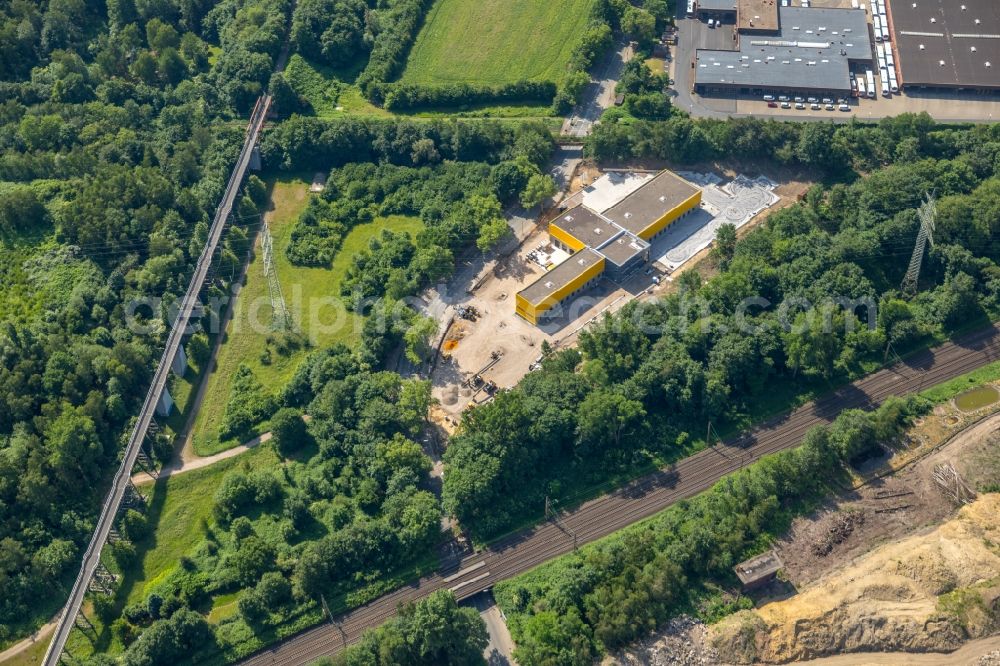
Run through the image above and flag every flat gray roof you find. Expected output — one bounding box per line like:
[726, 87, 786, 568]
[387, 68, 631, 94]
[775, 7, 873, 61]
[734, 550, 783, 585]
[699, 0, 737, 11]
[697, 6, 871, 92]
[891, 0, 1000, 89]
[552, 206, 622, 250]
[518, 248, 603, 307]
[597, 233, 648, 267]
[604, 170, 701, 237]
[696, 45, 851, 90]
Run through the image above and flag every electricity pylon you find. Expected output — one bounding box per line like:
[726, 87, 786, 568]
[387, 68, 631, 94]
[261, 221, 291, 329]
[901, 194, 936, 295]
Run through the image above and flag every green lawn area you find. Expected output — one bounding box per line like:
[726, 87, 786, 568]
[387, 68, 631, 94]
[189, 177, 424, 455]
[63, 445, 280, 660]
[401, 0, 596, 86]
[0, 633, 49, 666]
[284, 53, 554, 119]
[126, 451, 280, 608]
[284, 54, 391, 118]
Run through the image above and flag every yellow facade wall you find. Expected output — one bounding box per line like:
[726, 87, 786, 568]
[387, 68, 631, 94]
[516, 256, 606, 326]
[637, 190, 702, 241]
[515, 293, 538, 325]
[548, 221, 587, 252]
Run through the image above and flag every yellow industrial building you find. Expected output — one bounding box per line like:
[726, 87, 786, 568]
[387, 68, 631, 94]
[516, 170, 701, 325]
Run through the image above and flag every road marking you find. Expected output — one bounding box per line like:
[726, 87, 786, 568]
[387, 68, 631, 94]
[449, 571, 490, 593]
[442, 560, 486, 583]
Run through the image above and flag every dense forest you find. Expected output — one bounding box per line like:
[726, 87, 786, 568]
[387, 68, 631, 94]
[0, 0, 294, 645]
[443, 115, 1000, 541]
[493, 399, 923, 664]
[100, 344, 444, 663]
[2, 0, 1000, 663]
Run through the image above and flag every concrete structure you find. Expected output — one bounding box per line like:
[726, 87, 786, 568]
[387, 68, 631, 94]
[890, 0, 1000, 91]
[734, 550, 784, 591]
[695, 5, 874, 97]
[698, 0, 738, 19]
[516, 171, 701, 325]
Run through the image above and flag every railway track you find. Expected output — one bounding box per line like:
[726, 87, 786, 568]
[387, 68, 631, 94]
[241, 321, 1000, 666]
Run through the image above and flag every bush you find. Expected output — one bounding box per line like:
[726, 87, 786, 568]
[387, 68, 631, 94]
[356, 0, 434, 98]
[219, 364, 279, 442]
[122, 608, 215, 666]
[213, 470, 283, 523]
[270, 407, 309, 457]
[380, 80, 557, 112]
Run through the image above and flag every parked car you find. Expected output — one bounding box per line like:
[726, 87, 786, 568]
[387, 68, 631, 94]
[767, 101, 778, 107]
[763, 94, 775, 101]
[810, 102, 821, 110]
[778, 95, 790, 101]
[780, 101, 791, 108]
[806, 96, 818, 103]
[707, 18, 715, 27]
[821, 97, 833, 104]
[793, 96, 804, 102]
[839, 103, 851, 111]
[795, 102, 805, 109]
[824, 103, 835, 110]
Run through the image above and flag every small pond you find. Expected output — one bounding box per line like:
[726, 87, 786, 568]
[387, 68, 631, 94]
[954, 385, 1000, 412]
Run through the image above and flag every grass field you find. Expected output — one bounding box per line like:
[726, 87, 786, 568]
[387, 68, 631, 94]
[284, 53, 554, 119]
[189, 178, 424, 455]
[0, 633, 48, 666]
[61, 445, 281, 660]
[283, 54, 391, 118]
[401, 0, 596, 86]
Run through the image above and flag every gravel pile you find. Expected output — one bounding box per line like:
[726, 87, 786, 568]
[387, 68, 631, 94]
[607, 616, 720, 666]
[976, 649, 1000, 666]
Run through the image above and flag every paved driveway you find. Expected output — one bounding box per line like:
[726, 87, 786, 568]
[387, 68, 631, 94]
[562, 41, 633, 137]
[468, 592, 518, 665]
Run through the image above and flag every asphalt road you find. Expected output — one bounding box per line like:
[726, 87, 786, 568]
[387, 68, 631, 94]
[469, 592, 517, 666]
[241, 320, 1000, 666]
[562, 41, 633, 137]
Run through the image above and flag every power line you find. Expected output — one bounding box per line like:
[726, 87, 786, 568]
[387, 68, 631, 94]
[900, 194, 936, 295]
[261, 220, 290, 330]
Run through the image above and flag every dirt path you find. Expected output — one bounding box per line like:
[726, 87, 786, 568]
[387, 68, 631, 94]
[130, 432, 270, 485]
[134, 191, 275, 487]
[792, 635, 1000, 665]
[0, 621, 55, 664]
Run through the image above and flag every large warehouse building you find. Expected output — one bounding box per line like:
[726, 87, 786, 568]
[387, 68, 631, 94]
[516, 171, 701, 325]
[695, 6, 875, 97]
[888, 0, 1000, 91]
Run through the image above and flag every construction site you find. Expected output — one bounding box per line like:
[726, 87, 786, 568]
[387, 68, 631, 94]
[420, 165, 794, 426]
[605, 382, 1000, 666]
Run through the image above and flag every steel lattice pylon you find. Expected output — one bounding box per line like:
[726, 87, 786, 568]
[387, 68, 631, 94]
[261, 220, 291, 329]
[901, 194, 936, 295]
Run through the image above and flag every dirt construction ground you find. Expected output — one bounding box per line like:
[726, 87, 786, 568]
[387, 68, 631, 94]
[604, 392, 1000, 666]
[429, 163, 809, 426]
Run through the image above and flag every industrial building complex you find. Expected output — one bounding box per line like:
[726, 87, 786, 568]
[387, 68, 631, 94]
[695, 5, 874, 97]
[890, 0, 999, 91]
[692, 0, 998, 97]
[516, 171, 701, 325]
